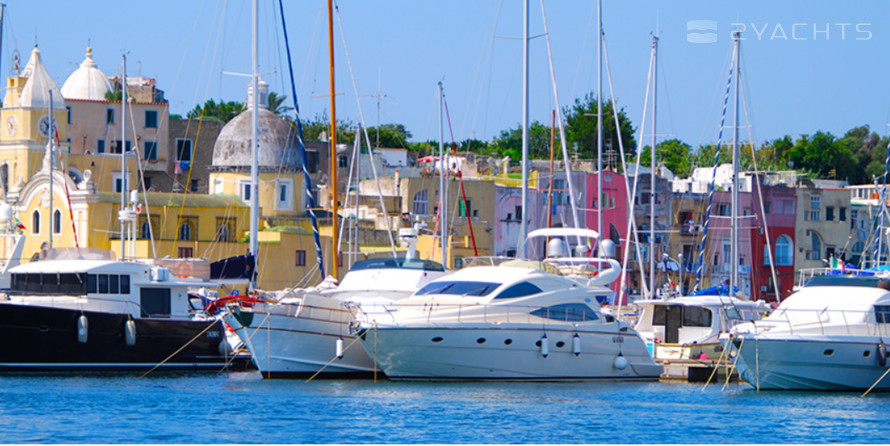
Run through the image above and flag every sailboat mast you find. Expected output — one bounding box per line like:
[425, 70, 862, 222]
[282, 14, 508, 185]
[248, 0, 259, 289]
[120, 54, 127, 260]
[730, 30, 741, 294]
[596, 0, 603, 246]
[438, 82, 447, 267]
[327, 0, 339, 279]
[649, 35, 657, 297]
[519, 0, 529, 258]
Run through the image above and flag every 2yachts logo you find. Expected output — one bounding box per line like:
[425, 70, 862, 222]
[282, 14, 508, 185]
[687, 20, 872, 43]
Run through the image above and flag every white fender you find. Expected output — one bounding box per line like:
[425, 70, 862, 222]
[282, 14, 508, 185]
[77, 315, 89, 344]
[540, 334, 549, 358]
[572, 333, 581, 356]
[336, 337, 344, 359]
[124, 319, 136, 346]
[614, 353, 628, 370]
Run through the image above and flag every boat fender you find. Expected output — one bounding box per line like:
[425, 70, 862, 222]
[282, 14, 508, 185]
[540, 334, 549, 358]
[336, 337, 344, 359]
[879, 343, 887, 367]
[124, 319, 136, 346]
[572, 333, 581, 356]
[77, 315, 89, 344]
[218, 340, 230, 356]
[614, 353, 628, 370]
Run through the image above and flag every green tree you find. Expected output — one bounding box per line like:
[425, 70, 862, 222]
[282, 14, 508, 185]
[267, 92, 293, 116]
[365, 123, 412, 149]
[187, 99, 244, 123]
[637, 139, 693, 177]
[489, 121, 554, 161]
[563, 93, 636, 162]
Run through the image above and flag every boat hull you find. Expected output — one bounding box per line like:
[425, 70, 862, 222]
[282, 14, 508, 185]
[223, 304, 376, 378]
[0, 302, 250, 371]
[733, 336, 890, 390]
[359, 326, 662, 380]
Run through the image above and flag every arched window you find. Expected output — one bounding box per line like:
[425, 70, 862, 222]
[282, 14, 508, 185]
[178, 222, 192, 241]
[853, 241, 866, 253]
[810, 232, 822, 261]
[52, 209, 62, 234]
[31, 210, 40, 234]
[413, 189, 428, 216]
[775, 234, 793, 266]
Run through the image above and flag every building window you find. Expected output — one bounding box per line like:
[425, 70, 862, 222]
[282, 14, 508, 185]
[215, 217, 234, 242]
[412, 189, 428, 216]
[141, 220, 152, 239]
[459, 199, 471, 218]
[716, 204, 730, 216]
[144, 177, 152, 191]
[774, 234, 793, 266]
[826, 206, 835, 221]
[66, 106, 71, 124]
[240, 182, 251, 202]
[178, 217, 198, 242]
[97, 139, 105, 154]
[275, 179, 294, 211]
[295, 250, 306, 267]
[106, 108, 115, 124]
[515, 205, 522, 221]
[338, 156, 348, 168]
[175, 139, 193, 162]
[113, 172, 129, 193]
[31, 210, 40, 234]
[111, 140, 132, 154]
[840, 207, 847, 222]
[808, 232, 822, 261]
[178, 222, 192, 241]
[145, 110, 158, 128]
[190, 179, 199, 192]
[810, 195, 820, 210]
[144, 141, 158, 160]
[52, 209, 61, 234]
[178, 247, 193, 258]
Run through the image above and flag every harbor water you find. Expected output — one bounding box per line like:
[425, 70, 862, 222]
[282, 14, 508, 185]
[1, 372, 888, 443]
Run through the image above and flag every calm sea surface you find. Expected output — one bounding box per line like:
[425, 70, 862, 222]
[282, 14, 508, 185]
[0, 371, 887, 443]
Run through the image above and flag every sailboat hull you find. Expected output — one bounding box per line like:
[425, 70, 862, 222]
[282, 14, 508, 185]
[0, 302, 250, 371]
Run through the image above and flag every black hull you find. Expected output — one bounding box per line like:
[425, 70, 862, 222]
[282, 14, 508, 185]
[0, 303, 254, 372]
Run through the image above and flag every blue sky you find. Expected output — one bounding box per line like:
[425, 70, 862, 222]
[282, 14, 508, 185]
[4, 0, 888, 150]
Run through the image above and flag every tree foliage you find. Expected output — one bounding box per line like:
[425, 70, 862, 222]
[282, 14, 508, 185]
[564, 92, 637, 161]
[187, 99, 244, 122]
[638, 139, 693, 177]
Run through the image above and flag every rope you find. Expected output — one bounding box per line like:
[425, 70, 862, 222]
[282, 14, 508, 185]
[721, 335, 744, 391]
[304, 334, 362, 383]
[862, 366, 890, 397]
[442, 94, 478, 256]
[139, 319, 219, 378]
[279, 0, 326, 280]
[214, 311, 272, 377]
[701, 336, 731, 390]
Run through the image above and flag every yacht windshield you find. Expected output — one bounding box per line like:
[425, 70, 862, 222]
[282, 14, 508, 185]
[416, 281, 500, 297]
[349, 258, 445, 272]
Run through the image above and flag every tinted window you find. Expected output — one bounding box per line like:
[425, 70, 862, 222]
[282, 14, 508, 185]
[683, 306, 713, 327]
[416, 281, 500, 297]
[109, 275, 119, 294]
[652, 305, 666, 325]
[42, 274, 59, 293]
[98, 274, 109, 293]
[140, 288, 172, 318]
[876, 305, 890, 323]
[350, 257, 445, 272]
[120, 275, 130, 294]
[531, 303, 599, 322]
[495, 282, 543, 299]
[59, 273, 85, 294]
[87, 274, 97, 293]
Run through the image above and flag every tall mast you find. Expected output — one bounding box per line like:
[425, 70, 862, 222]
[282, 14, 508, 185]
[248, 0, 259, 289]
[596, 0, 603, 242]
[518, 0, 529, 258]
[120, 54, 127, 259]
[730, 30, 741, 294]
[327, 0, 339, 278]
[649, 35, 657, 297]
[438, 81, 447, 267]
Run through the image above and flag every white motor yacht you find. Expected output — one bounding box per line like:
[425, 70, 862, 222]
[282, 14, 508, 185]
[730, 276, 890, 390]
[634, 295, 770, 360]
[222, 227, 449, 378]
[350, 228, 662, 380]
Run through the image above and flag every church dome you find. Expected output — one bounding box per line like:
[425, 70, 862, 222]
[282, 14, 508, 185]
[20, 46, 66, 109]
[211, 78, 300, 170]
[61, 47, 113, 101]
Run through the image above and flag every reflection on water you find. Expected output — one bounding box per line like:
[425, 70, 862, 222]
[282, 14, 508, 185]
[0, 372, 888, 443]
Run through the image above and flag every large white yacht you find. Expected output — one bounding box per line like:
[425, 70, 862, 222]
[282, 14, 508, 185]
[222, 227, 449, 378]
[634, 295, 770, 360]
[349, 228, 662, 380]
[730, 276, 890, 390]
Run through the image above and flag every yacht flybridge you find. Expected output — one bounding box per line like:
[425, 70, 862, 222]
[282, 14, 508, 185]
[0, 248, 245, 371]
[349, 228, 662, 380]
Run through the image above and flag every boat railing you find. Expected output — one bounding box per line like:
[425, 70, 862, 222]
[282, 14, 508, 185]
[795, 267, 884, 289]
[240, 299, 353, 324]
[460, 255, 620, 282]
[349, 301, 610, 327]
[754, 307, 888, 337]
[0, 291, 163, 318]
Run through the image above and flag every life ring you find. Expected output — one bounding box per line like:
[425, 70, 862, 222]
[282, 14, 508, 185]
[175, 262, 193, 278]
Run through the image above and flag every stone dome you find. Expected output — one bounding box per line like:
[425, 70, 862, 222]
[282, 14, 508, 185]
[20, 46, 66, 109]
[61, 47, 113, 101]
[211, 78, 300, 170]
